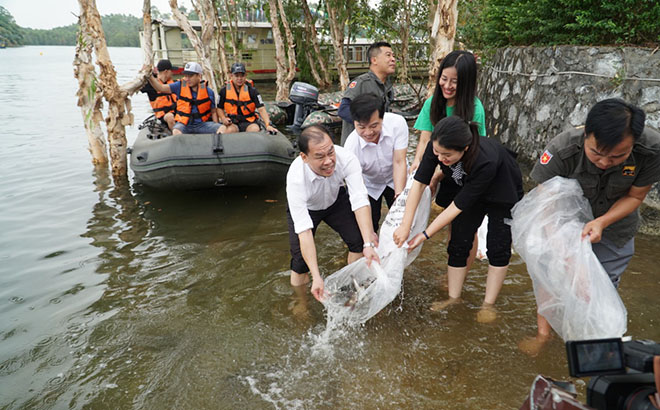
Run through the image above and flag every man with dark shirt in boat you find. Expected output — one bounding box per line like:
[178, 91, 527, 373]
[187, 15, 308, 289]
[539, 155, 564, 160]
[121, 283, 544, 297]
[140, 59, 178, 130]
[216, 62, 278, 134]
[337, 41, 396, 145]
[148, 62, 221, 135]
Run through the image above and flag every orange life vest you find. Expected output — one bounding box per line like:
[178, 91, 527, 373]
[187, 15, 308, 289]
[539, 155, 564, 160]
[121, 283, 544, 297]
[174, 80, 213, 125]
[223, 81, 257, 123]
[150, 79, 177, 119]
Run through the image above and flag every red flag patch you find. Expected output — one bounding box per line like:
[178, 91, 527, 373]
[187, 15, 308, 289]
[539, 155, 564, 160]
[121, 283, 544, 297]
[539, 150, 553, 165]
[348, 81, 357, 89]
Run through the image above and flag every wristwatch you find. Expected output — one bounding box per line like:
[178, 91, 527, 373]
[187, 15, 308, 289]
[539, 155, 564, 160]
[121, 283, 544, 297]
[363, 242, 375, 248]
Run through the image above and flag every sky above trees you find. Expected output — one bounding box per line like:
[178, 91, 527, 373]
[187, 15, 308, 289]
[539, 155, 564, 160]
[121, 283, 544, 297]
[0, 0, 191, 29]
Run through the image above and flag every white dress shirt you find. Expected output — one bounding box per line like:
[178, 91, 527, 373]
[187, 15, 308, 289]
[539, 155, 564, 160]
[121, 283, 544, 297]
[286, 145, 370, 234]
[344, 112, 409, 199]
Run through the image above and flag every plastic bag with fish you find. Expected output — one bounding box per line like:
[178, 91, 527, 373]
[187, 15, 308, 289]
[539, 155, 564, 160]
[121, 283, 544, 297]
[510, 176, 627, 340]
[322, 174, 431, 324]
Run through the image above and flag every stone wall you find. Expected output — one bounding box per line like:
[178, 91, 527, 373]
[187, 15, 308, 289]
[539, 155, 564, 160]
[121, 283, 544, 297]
[477, 46, 660, 219]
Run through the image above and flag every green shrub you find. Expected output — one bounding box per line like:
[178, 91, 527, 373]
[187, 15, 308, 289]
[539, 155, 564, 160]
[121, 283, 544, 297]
[460, 0, 660, 48]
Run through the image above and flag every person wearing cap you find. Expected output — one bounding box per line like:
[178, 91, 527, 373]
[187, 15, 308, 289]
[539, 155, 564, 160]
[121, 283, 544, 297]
[337, 41, 396, 145]
[140, 59, 178, 130]
[148, 61, 221, 135]
[520, 98, 660, 355]
[217, 62, 277, 134]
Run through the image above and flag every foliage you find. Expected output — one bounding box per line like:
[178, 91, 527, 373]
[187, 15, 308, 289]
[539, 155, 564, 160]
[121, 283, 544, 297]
[0, 6, 24, 46]
[468, 0, 660, 48]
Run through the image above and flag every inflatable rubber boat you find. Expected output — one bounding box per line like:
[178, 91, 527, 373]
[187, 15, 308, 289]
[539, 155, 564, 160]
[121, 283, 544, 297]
[129, 117, 297, 190]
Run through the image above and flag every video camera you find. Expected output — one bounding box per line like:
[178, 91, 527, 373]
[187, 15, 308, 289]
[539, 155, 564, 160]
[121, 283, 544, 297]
[566, 338, 660, 410]
[521, 338, 660, 410]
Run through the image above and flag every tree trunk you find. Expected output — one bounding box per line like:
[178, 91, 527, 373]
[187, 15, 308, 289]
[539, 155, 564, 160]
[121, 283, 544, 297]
[211, 0, 230, 84]
[304, 48, 325, 88]
[326, 1, 349, 90]
[267, 0, 295, 101]
[74, 9, 107, 165]
[300, 0, 331, 89]
[397, 0, 413, 84]
[191, 0, 223, 92]
[76, 0, 152, 176]
[221, 0, 239, 59]
[122, 0, 154, 94]
[276, 0, 297, 84]
[170, 0, 218, 92]
[426, 0, 458, 97]
[78, 0, 152, 177]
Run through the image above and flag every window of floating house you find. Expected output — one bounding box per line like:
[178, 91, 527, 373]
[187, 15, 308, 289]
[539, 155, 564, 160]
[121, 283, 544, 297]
[260, 29, 273, 44]
[247, 34, 257, 49]
[354, 46, 364, 63]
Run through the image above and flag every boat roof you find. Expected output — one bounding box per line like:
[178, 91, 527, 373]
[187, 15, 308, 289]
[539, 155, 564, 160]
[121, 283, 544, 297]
[154, 19, 272, 29]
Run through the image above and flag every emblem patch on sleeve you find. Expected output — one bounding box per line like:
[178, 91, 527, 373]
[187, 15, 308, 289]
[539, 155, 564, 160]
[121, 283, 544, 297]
[539, 150, 553, 165]
[622, 165, 636, 176]
[348, 81, 357, 89]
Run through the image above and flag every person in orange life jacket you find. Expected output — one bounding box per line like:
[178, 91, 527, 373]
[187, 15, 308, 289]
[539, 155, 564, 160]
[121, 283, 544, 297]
[148, 62, 221, 135]
[140, 59, 178, 130]
[217, 62, 277, 134]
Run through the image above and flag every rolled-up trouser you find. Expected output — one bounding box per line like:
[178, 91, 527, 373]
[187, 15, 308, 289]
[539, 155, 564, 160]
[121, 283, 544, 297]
[287, 186, 363, 274]
[447, 202, 513, 267]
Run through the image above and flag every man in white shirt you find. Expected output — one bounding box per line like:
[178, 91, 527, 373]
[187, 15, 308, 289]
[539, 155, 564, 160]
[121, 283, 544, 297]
[344, 93, 408, 232]
[286, 125, 380, 301]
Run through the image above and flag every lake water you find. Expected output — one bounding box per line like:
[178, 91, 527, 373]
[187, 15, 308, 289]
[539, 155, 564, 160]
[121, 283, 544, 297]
[1, 46, 659, 409]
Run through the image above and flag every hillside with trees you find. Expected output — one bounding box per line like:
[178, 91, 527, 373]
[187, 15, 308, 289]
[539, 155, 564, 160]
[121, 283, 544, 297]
[0, 6, 23, 46]
[0, 6, 147, 47]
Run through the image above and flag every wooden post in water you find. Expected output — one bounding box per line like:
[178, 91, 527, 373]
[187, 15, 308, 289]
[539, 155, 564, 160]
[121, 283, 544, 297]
[426, 0, 458, 97]
[77, 0, 154, 177]
[267, 0, 296, 101]
[74, 9, 107, 165]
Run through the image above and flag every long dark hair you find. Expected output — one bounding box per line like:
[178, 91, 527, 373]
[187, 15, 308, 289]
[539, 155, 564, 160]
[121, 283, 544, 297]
[430, 50, 478, 126]
[431, 116, 481, 173]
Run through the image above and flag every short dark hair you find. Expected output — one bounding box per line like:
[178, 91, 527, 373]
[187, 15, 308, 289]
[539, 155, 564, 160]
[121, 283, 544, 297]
[367, 41, 392, 64]
[431, 116, 481, 173]
[298, 124, 331, 154]
[585, 98, 646, 150]
[349, 93, 384, 123]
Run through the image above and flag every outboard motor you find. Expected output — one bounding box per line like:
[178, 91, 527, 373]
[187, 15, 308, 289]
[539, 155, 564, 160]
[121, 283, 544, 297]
[288, 82, 319, 132]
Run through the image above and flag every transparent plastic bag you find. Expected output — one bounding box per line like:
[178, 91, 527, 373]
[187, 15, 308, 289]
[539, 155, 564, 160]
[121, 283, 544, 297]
[510, 176, 627, 340]
[323, 174, 431, 325]
[476, 216, 489, 260]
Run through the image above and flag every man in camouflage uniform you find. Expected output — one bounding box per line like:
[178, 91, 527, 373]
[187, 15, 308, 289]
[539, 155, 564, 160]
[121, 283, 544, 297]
[521, 98, 660, 355]
[338, 41, 396, 145]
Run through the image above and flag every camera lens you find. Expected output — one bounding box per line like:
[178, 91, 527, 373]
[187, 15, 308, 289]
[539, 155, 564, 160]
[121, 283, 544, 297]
[623, 387, 657, 410]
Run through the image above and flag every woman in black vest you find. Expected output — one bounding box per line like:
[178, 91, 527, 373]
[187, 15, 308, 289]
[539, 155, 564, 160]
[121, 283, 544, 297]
[393, 116, 523, 322]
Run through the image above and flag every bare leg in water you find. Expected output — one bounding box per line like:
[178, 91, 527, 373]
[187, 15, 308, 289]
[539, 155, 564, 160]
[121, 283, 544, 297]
[476, 265, 508, 323]
[430, 265, 467, 311]
[289, 271, 311, 318]
[431, 228, 478, 310]
[519, 314, 553, 356]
